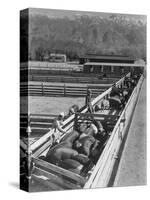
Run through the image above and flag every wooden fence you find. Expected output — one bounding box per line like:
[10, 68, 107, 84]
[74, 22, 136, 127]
[20, 83, 110, 97]
[20, 113, 57, 136]
[28, 75, 119, 84]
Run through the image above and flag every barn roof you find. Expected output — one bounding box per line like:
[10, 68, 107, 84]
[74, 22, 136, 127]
[80, 54, 134, 61]
[84, 62, 145, 67]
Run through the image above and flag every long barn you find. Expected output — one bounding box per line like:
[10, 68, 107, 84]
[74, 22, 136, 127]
[79, 54, 135, 64]
[80, 54, 145, 75]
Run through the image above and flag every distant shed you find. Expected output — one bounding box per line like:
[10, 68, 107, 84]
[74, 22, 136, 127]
[49, 53, 67, 63]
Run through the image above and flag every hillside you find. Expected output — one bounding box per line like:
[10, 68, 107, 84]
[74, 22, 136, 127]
[27, 13, 146, 61]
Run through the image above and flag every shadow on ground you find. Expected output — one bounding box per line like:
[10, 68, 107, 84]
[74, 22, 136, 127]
[9, 182, 19, 189]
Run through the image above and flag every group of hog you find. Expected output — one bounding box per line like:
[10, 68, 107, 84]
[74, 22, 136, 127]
[39, 122, 107, 176]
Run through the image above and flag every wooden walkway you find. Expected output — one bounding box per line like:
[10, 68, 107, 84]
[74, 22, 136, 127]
[113, 79, 146, 187]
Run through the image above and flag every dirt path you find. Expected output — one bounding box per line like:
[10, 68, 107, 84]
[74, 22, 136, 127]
[114, 78, 146, 187]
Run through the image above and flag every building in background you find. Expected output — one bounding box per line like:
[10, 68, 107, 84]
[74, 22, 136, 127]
[49, 53, 67, 63]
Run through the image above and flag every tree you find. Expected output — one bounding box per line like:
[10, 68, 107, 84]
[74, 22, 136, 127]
[35, 47, 45, 61]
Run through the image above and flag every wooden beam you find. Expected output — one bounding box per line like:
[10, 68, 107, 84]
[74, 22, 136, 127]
[33, 158, 86, 186]
[75, 113, 119, 120]
[32, 141, 51, 158]
[20, 140, 27, 151]
[33, 167, 81, 189]
[32, 173, 63, 191]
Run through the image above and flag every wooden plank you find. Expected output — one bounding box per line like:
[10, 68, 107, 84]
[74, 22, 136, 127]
[30, 118, 53, 123]
[66, 86, 87, 89]
[33, 141, 51, 158]
[76, 113, 119, 119]
[33, 158, 86, 186]
[20, 140, 27, 151]
[92, 130, 120, 187]
[33, 167, 81, 189]
[32, 172, 63, 191]
[30, 122, 51, 127]
[20, 127, 49, 131]
[31, 114, 57, 117]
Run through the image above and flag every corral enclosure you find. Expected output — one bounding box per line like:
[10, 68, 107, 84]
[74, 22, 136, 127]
[28, 73, 144, 191]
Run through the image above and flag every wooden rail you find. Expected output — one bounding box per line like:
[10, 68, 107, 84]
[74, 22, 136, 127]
[33, 158, 86, 186]
[20, 114, 57, 135]
[20, 84, 109, 97]
[28, 75, 119, 84]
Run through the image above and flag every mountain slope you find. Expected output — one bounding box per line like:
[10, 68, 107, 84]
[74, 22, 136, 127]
[28, 14, 146, 61]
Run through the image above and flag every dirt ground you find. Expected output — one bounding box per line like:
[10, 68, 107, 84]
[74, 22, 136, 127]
[20, 96, 85, 115]
[28, 96, 85, 115]
[114, 78, 146, 187]
[21, 82, 101, 115]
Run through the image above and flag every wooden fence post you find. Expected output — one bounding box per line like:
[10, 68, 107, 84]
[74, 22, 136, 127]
[26, 113, 32, 137]
[87, 85, 89, 93]
[41, 83, 44, 96]
[64, 83, 66, 97]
